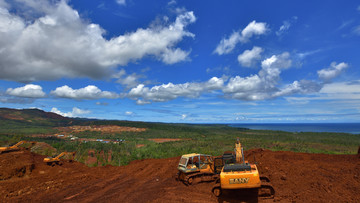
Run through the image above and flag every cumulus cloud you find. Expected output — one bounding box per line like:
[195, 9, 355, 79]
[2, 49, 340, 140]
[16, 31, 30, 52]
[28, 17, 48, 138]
[317, 62, 348, 82]
[6, 84, 46, 98]
[213, 31, 241, 55]
[51, 85, 119, 100]
[125, 53, 346, 103]
[51, 107, 90, 117]
[0, 1, 196, 82]
[113, 69, 142, 89]
[127, 52, 322, 102]
[214, 21, 268, 55]
[224, 52, 293, 100]
[240, 21, 269, 43]
[128, 77, 225, 103]
[161, 48, 190, 64]
[272, 80, 321, 97]
[237, 46, 263, 67]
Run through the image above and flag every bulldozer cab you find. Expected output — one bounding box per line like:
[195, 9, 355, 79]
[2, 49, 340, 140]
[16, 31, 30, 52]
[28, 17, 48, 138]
[178, 153, 212, 173]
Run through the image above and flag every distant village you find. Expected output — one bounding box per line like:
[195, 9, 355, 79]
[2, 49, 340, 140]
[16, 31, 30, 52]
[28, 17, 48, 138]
[55, 134, 125, 144]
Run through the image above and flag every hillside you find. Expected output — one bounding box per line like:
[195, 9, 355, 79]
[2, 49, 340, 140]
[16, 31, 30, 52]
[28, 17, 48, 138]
[0, 108, 72, 128]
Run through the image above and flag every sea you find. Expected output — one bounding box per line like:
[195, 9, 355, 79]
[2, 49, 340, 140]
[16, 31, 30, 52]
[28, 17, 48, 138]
[228, 123, 360, 134]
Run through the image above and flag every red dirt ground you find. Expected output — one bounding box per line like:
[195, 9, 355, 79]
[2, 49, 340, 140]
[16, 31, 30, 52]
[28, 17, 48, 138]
[0, 149, 359, 202]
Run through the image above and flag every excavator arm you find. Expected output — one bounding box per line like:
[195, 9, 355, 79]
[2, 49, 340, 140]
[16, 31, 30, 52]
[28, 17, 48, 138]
[44, 151, 76, 165]
[235, 138, 243, 163]
[0, 140, 36, 154]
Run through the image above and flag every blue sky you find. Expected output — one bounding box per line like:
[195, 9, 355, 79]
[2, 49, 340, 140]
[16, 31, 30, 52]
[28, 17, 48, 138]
[0, 0, 360, 123]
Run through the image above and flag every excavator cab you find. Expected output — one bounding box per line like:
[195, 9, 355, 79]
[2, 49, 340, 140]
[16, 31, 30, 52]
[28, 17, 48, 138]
[177, 153, 212, 173]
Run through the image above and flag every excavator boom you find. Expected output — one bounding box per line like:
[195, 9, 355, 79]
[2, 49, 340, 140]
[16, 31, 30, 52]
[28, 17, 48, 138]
[44, 151, 76, 166]
[0, 140, 36, 154]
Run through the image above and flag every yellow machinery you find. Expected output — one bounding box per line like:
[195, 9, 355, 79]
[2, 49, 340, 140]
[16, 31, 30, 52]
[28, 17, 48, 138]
[0, 140, 36, 154]
[212, 138, 275, 198]
[43, 151, 76, 166]
[176, 153, 224, 185]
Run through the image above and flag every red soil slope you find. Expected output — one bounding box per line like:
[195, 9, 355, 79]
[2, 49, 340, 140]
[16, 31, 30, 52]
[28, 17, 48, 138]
[0, 149, 359, 202]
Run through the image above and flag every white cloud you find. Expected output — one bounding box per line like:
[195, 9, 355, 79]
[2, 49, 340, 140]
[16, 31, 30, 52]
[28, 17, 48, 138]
[214, 20, 268, 55]
[317, 62, 348, 81]
[181, 114, 187, 119]
[116, 0, 126, 6]
[272, 80, 321, 97]
[51, 107, 90, 117]
[320, 81, 360, 94]
[276, 16, 298, 37]
[125, 52, 333, 103]
[6, 84, 45, 98]
[240, 20, 268, 43]
[0, 1, 196, 82]
[113, 69, 142, 89]
[237, 46, 263, 67]
[127, 53, 305, 102]
[125, 111, 134, 116]
[51, 85, 119, 100]
[261, 52, 292, 70]
[213, 31, 241, 55]
[224, 52, 293, 100]
[161, 48, 190, 64]
[128, 77, 225, 103]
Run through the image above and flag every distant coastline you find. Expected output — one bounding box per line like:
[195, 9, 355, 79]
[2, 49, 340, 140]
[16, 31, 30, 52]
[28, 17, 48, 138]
[229, 123, 360, 134]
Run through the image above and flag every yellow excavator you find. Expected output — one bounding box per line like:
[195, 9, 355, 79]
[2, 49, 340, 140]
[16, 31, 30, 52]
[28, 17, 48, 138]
[211, 138, 275, 198]
[0, 140, 36, 154]
[43, 151, 76, 166]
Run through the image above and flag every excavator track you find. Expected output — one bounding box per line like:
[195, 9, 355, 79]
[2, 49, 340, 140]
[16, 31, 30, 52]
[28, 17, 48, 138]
[211, 183, 222, 197]
[259, 181, 275, 198]
[183, 172, 218, 185]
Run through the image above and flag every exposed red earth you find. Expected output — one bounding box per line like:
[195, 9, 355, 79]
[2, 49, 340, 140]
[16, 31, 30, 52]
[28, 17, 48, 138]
[1, 149, 359, 202]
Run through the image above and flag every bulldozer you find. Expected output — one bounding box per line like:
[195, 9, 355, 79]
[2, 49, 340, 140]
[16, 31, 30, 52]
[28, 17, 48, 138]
[0, 140, 36, 154]
[43, 151, 76, 166]
[176, 153, 224, 185]
[211, 138, 275, 198]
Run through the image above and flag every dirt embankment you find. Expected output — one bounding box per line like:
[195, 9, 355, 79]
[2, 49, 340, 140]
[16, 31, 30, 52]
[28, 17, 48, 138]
[0, 149, 359, 202]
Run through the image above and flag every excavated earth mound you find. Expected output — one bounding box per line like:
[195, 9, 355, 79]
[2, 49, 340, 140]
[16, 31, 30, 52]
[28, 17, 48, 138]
[0, 149, 359, 202]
